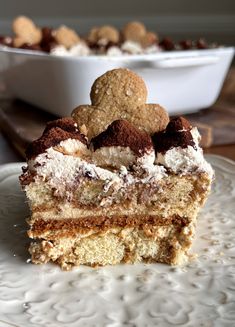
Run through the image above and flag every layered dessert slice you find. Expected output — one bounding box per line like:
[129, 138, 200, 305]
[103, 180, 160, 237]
[20, 69, 213, 270]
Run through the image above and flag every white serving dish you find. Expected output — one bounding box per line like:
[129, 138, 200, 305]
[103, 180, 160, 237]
[0, 46, 234, 116]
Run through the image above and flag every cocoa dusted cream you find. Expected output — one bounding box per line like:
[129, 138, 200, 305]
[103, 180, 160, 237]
[91, 119, 153, 157]
[153, 117, 196, 154]
[26, 118, 87, 159]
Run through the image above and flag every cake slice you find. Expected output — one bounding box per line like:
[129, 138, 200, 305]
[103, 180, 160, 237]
[20, 69, 213, 270]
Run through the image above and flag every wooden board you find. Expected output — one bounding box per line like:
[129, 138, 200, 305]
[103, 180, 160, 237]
[0, 99, 56, 157]
[186, 101, 235, 146]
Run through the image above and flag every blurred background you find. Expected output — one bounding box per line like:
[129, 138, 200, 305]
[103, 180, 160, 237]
[0, 0, 234, 46]
[0, 0, 234, 163]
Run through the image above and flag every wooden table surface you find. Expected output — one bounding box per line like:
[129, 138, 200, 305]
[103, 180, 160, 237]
[204, 144, 235, 161]
[204, 67, 235, 161]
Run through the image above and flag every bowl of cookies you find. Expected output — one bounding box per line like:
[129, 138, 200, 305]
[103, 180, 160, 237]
[0, 16, 234, 116]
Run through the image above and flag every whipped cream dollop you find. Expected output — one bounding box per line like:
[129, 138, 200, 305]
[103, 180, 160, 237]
[106, 46, 123, 56]
[92, 146, 136, 168]
[92, 146, 156, 169]
[29, 145, 117, 183]
[58, 138, 91, 158]
[50, 40, 161, 57]
[120, 41, 161, 55]
[91, 119, 155, 169]
[154, 119, 213, 177]
[121, 41, 143, 54]
[50, 45, 70, 56]
[156, 144, 213, 177]
[51, 42, 90, 57]
[69, 42, 91, 56]
[144, 44, 162, 54]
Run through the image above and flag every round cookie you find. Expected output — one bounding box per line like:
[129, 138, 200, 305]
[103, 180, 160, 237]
[87, 25, 120, 46]
[55, 26, 80, 49]
[98, 26, 119, 43]
[122, 21, 146, 43]
[141, 31, 159, 48]
[87, 27, 99, 43]
[90, 68, 147, 107]
[12, 16, 42, 45]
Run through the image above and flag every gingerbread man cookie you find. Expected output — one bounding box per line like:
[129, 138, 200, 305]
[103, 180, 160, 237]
[122, 21, 158, 48]
[87, 25, 120, 45]
[12, 16, 42, 47]
[72, 68, 169, 139]
[55, 25, 80, 49]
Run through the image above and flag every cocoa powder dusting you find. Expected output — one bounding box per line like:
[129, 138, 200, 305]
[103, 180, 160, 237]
[153, 116, 195, 153]
[91, 119, 153, 156]
[26, 117, 87, 159]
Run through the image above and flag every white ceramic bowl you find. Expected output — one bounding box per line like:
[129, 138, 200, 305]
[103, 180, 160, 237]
[0, 46, 234, 116]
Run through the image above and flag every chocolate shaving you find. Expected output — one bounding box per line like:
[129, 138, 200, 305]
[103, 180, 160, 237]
[159, 37, 176, 51]
[40, 27, 58, 52]
[91, 119, 153, 156]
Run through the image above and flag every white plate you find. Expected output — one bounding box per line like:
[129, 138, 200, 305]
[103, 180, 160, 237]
[0, 155, 235, 327]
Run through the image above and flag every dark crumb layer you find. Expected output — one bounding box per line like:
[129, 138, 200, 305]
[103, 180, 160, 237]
[29, 214, 189, 237]
[91, 119, 153, 156]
